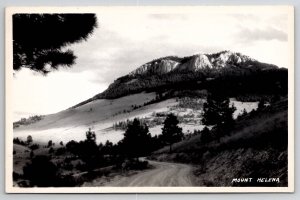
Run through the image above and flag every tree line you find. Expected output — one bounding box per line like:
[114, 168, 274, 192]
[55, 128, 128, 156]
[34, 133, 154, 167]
[14, 113, 185, 187]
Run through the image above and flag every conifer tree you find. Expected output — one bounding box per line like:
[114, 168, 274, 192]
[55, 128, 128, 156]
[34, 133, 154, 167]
[13, 14, 97, 74]
[121, 118, 152, 159]
[161, 113, 183, 152]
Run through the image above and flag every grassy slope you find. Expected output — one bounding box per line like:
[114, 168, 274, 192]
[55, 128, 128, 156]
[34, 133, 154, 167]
[14, 90, 258, 145]
[151, 98, 288, 186]
[13, 92, 180, 144]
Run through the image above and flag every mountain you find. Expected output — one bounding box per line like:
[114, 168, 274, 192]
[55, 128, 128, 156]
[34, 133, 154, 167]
[129, 50, 259, 76]
[72, 50, 283, 108]
[13, 50, 288, 146]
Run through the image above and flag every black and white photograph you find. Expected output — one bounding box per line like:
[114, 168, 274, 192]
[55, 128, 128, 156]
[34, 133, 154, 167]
[5, 6, 294, 193]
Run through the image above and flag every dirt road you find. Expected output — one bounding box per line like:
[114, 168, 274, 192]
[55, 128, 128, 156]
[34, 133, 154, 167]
[105, 160, 195, 187]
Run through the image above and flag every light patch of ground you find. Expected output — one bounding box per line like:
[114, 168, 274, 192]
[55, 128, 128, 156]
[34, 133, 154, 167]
[14, 94, 259, 145]
[230, 98, 258, 119]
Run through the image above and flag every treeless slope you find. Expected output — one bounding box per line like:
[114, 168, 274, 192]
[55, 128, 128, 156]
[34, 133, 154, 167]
[15, 92, 157, 131]
[13, 92, 178, 144]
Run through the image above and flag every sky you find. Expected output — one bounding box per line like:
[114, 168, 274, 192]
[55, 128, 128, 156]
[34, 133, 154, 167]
[13, 8, 291, 121]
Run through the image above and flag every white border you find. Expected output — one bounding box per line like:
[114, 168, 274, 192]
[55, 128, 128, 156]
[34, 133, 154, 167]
[5, 6, 295, 193]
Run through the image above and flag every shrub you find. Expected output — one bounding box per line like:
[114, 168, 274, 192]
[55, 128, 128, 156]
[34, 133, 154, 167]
[26, 135, 33, 145]
[47, 140, 53, 148]
[13, 137, 26, 145]
[49, 147, 54, 154]
[200, 127, 212, 144]
[23, 155, 58, 187]
[13, 171, 22, 181]
[55, 147, 66, 156]
[29, 144, 39, 150]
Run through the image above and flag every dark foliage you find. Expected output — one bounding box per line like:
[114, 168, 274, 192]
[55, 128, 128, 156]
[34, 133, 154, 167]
[72, 66, 287, 109]
[29, 151, 34, 158]
[26, 135, 33, 145]
[47, 140, 53, 148]
[161, 113, 183, 152]
[55, 147, 66, 156]
[22, 155, 81, 187]
[202, 94, 236, 138]
[48, 147, 54, 154]
[119, 159, 149, 171]
[23, 155, 58, 187]
[13, 115, 44, 129]
[65, 140, 80, 155]
[29, 143, 39, 150]
[13, 171, 22, 181]
[13, 137, 26, 146]
[13, 14, 97, 74]
[119, 118, 152, 158]
[65, 129, 100, 170]
[200, 126, 212, 144]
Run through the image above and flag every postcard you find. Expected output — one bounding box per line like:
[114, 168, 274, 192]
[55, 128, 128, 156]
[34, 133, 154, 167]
[5, 6, 294, 193]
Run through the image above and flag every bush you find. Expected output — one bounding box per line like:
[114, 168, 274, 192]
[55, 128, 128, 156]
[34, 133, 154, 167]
[13, 137, 26, 145]
[66, 140, 79, 154]
[121, 159, 149, 170]
[55, 147, 66, 156]
[47, 140, 53, 148]
[23, 155, 58, 187]
[49, 147, 54, 154]
[200, 127, 212, 144]
[26, 135, 33, 145]
[29, 144, 39, 150]
[13, 171, 22, 181]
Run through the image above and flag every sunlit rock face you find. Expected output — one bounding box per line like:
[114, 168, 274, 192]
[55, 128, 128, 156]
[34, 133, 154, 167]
[130, 50, 258, 76]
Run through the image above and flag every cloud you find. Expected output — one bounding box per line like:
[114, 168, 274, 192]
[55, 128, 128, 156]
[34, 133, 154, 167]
[236, 26, 288, 43]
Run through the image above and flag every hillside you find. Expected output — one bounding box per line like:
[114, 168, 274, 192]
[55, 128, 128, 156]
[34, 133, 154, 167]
[72, 50, 284, 107]
[150, 97, 288, 186]
[14, 92, 159, 144]
[14, 90, 259, 145]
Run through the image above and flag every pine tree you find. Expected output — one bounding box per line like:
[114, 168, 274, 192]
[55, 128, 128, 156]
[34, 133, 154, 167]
[121, 118, 152, 159]
[13, 14, 97, 74]
[26, 135, 33, 145]
[47, 140, 53, 148]
[202, 94, 236, 137]
[85, 128, 96, 143]
[202, 96, 221, 125]
[161, 113, 183, 152]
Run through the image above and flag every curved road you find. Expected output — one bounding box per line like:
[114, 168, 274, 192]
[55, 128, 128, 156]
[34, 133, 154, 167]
[105, 160, 195, 187]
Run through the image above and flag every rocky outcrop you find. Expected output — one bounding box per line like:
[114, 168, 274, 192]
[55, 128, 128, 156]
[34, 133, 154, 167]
[129, 59, 180, 76]
[129, 50, 261, 76]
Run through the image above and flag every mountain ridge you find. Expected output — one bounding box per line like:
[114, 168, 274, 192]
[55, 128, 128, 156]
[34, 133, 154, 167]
[129, 50, 260, 76]
[71, 50, 283, 109]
